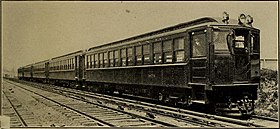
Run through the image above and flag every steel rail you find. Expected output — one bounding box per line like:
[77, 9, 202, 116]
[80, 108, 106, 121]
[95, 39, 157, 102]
[5, 80, 112, 127]
[251, 115, 278, 122]
[5, 79, 178, 127]
[2, 91, 27, 127]
[18, 80, 247, 127]
[9, 79, 271, 127]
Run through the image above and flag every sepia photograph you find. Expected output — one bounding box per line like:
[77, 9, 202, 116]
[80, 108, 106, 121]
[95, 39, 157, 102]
[1, 1, 278, 128]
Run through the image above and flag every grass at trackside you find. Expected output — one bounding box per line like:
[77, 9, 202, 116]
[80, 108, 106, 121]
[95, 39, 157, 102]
[254, 69, 278, 118]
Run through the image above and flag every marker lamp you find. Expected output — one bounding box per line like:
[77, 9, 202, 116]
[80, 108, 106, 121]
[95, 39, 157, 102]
[222, 12, 229, 24]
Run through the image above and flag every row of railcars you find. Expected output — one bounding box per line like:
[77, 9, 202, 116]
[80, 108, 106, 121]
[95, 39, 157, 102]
[18, 64, 33, 81]
[18, 13, 260, 115]
[19, 50, 85, 87]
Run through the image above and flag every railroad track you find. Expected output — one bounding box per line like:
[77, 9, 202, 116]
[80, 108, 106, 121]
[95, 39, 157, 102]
[8, 79, 274, 127]
[2, 92, 27, 127]
[5, 79, 279, 127]
[56, 90, 278, 128]
[3, 79, 178, 127]
[11, 80, 216, 127]
[2, 86, 41, 127]
[251, 115, 278, 122]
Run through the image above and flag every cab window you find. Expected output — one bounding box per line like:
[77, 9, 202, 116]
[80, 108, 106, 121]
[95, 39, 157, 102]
[213, 31, 230, 50]
[191, 32, 206, 57]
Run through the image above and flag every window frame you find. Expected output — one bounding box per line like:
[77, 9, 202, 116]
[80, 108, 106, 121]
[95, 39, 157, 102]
[99, 53, 104, 68]
[174, 37, 185, 62]
[86, 55, 89, 68]
[121, 48, 127, 66]
[153, 41, 162, 64]
[94, 53, 99, 68]
[109, 51, 114, 67]
[162, 39, 173, 63]
[114, 50, 119, 67]
[143, 44, 150, 65]
[135, 45, 143, 65]
[127, 47, 134, 66]
[104, 52, 108, 67]
[191, 31, 207, 57]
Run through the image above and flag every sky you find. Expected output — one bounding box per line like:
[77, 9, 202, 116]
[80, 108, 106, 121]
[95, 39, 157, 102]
[2, 1, 278, 74]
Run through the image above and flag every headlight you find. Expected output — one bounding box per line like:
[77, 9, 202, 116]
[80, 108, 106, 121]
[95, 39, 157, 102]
[238, 13, 253, 26]
[238, 14, 247, 25]
[246, 15, 253, 25]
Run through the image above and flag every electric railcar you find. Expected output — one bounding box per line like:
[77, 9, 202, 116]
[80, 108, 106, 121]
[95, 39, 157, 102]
[18, 13, 260, 115]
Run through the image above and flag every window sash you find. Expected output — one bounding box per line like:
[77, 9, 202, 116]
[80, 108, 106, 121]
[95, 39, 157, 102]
[94, 54, 99, 68]
[109, 51, 114, 59]
[114, 50, 119, 67]
[127, 47, 133, 57]
[174, 38, 184, 50]
[136, 46, 142, 56]
[121, 49, 126, 58]
[175, 50, 185, 62]
[192, 33, 206, 57]
[121, 58, 126, 66]
[104, 52, 108, 67]
[153, 53, 162, 64]
[99, 53, 104, 68]
[90, 55, 94, 68]
[136, 55, 142, 65]
[163, 52, 173, 63]
[153, 42, 162, 53]
[163, 40, 172, 52]
[143, 55, 150, 64]
[143, 44, 150, 54]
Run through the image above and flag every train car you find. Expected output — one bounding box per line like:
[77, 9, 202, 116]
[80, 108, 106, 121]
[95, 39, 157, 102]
[85, 13, 260, 115]
[48, 50, 85, 88]
[32, 59, 49, 83]
[21, 64, 33, 81]
[18, 67, 24, 80]
[17, 13, 260, 116]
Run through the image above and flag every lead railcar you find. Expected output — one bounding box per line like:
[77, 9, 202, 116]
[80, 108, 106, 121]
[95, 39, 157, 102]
[84, 13, 260, 115]
[18, 13, 260, 116]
